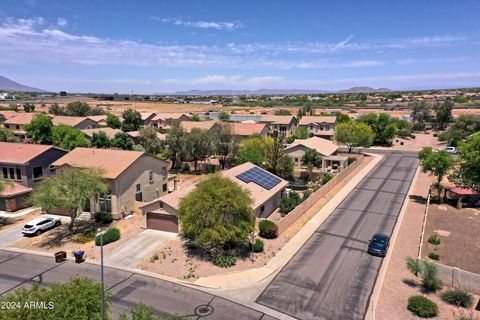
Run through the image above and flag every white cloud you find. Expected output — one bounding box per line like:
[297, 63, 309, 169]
[56, 18, 68, 27]
[158, 18, 242, 30]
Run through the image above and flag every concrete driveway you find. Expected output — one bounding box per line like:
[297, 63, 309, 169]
[0, 224, 25, 247]
[104, 229, 177, 267]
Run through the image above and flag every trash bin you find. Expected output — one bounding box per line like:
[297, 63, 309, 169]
[73, 250, 85, 263]
[54, 251, 66, 263]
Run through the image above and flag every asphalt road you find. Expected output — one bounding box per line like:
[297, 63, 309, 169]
[0, 249, 277, 320]
[257, 153, 419, 320]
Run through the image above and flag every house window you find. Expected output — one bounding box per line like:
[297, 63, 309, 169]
[149, 171, 154, 184]
[162, 167, 167, 178]
[16, 125, 20, 130]
[261, 205, 265, 215]
[4, 125, 9, 129]
[32, 166, 43, 180]
[8, 168, 14, 179]
[135, 184, 143, 202]
[295, 157, 299, 163]
[99, 193, 112, 213]
[2, 167, 7, 179]
[163, 183, 167, 192]
[15, 168, 21, 181]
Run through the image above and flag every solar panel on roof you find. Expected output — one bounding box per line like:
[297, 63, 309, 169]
[236, 167, 282, 190]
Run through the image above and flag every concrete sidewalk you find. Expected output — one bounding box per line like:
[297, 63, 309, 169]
[193, 153, 383, 301]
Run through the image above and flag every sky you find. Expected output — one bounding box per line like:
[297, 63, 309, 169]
[1, 0, 480, 93]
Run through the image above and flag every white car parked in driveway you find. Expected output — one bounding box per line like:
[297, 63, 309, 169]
[22, 216, 61, 236]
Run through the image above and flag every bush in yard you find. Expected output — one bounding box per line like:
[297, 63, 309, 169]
[407, 295, 439, 318]
[213, 252, 237, 268]
[251, 239, 264, 253]
[428, 252, 440, 260]
[181, 163, 190, 172]
[279, 192, 302, 214]
[441, 289, 474, 308]
[405, 257, 443, 292]
[259, 220, 278, 239]
[94, 212, 113, 224]
[95, 227, 120, 246]
[322, 173, 333, 185]
[428, 234, 440, 245]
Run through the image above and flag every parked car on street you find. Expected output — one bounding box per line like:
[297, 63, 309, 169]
[367, 233, 390, 257]
[22, 217, 61, 236]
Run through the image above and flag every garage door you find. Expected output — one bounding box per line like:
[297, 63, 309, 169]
[146, 212, 179, 233]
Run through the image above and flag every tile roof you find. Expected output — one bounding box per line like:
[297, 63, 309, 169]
[229, 123, 269, 136]
[151, 113, 190, 122]
[4, 113, 92, 127]
[0, 181, 32, 197]
[126, 131, 166, 140]
[140, 112, 156, 121]
[81, 127, 122, 139]
[87, 115, 108, 123]
[51, 147, 147, 179]
[180, 120, 218, 133]
[285, 136, 339, 157]
[0, 142, 63, 164]
[158, 162, 287, 211]
[51, 116, 91, 127]
[0, 110, 20, 120]
[299, 116, 336, 126]
[3, 113, 36, 125]
[259, 115, 296, 125]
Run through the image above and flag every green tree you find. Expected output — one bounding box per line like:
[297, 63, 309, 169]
[301, 148, 322, 181]
[335, 121, 374, 152]
[0, 276, 110, 320]
[293, 127, 309, 139]
[418, 147, 454, 201]
[452, 135, 480, 189]
[0, 127, 14, 142]
[411, 101, 431, 124]
[358, 113, 397, 146]
[111, 132, 134, 150]
[184, 128, 212, 172]
[190, 114, 200, 121]
[274, 109, 292, 116]
[121, 108, 143, 131]
[237, 135, 274, 166]
[48, 103, 65, 115]
[29, 168, 107, 234]
[279, 192, 302, 214]
[334, 111, 351, 123]
[23, 103, 35, 112]
[211, 123, 239, 169]
[217, 111, 230, 122]
[433, 100, 453, 130]
[106, 113, 122, 129]
[0, 114, 5, 124]
[438, 114, 480, 146]
[139, 127, 163, 155]
[91, 131, 111, 148]
[165, 121, 186, 169]
[52, 125, 90, 150]
[264, 138, 293, 179]
[65, 101, 93, 116]
[178, 174, 255, 252]
[25, 113, 53, 144]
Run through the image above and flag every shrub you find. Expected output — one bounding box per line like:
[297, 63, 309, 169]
[428, 234, 440, 245]
[433, 133, 438, 137]
[205, 164, 216, 173]
[412, 123, 426, 131]
[250, 239, 264, 253]
[302, 191, 311, 201]
[279, 192, 302, 214]
[428, 252, 440, 260]
[181, 163, 190, 172]
[422, 262, 443, 292]
[322, 173, 333, 184]
[94, 212, 113, 224]
[407, 295, 439, 318]
[95, 227, 120, 246]
[259, 220, 278, 239]
[213, 252, 236, 268]
[441, 289, 474, 308]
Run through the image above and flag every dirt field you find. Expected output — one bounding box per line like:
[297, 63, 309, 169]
[422, 203, 480, 274]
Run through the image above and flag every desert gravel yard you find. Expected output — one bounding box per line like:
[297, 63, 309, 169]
[422, 203, 480, 274]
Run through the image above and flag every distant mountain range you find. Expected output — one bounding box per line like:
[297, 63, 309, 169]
[0, 75, 45, 92]
[173, 87, 391, 96]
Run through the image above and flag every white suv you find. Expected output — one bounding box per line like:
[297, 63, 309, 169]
[22, 217, 61, 236]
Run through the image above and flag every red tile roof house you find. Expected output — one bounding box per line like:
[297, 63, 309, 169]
[139, 162, 288, 233]
[3, 113, 100, 141]
[87, 115, 108, 127]
[51, 148, 170, 219]
[81, 127, 122, 140]
[148, 113, 191, 129]
[126, 131, 166, 144]
[227, 123, 270, 141]
[0, 142, 68, 212]
[298, 116, 337, 141]
[259, 115, 298, 138]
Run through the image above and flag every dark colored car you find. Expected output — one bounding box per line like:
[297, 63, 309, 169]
[367, 233, 390, 257]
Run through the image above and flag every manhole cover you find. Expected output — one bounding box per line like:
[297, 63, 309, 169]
[195, 304, 214, 316]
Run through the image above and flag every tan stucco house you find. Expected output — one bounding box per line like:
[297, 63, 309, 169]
[284, 137, 340, 169]
[298, 116, 337, 140]
[259, 115, 298, 138]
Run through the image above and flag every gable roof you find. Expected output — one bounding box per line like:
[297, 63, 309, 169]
[285, 136, 338, 157]
[81, 127, 122, 139]
[158, 162, 287, 211]
[229, 123, 269, 136]
[52, 116, 93, 127]
[51, 147, 166, 179]
[140, 112, 156, 121]
[151, 113, 190, 122]
[87, 115, 108, 123]
[0, 181, 32, 197]
[3, 113, 93, 127]
[299, 116, 336, 126]
[126, 131, 166, 140]
[259, 115, 296, 125]
[3, 113, 36, 125]
[0, 110, 20, 120]
[0, 142, 65, 164]
[180, 120, 218, 133]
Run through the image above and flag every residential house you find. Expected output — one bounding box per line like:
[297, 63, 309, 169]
[228, 123, 270, 141]
[298, 116, 337, 140]
[126, 131, 166, 144]
[139, 162, 288, 232]
[140, 112, 157, 127]
[0, 110, 19, 121]
[51, 148, 170, 219]
[87, 115, 108, 127]
[81, 127, 122, 140]
[180, 120, 218, 133]
[149, 113, 191, 129]
[3, 113, 100, 141]
[259, 115, 298, 138]
[284, 137, 340, 170]
[0, 142, 68, 212]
